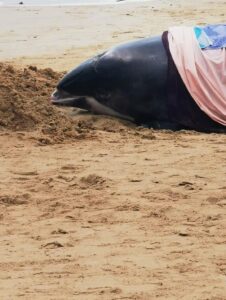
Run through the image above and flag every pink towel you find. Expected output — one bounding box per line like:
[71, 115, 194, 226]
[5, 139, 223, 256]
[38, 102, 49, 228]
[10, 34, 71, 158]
[168, 26, 226, 126]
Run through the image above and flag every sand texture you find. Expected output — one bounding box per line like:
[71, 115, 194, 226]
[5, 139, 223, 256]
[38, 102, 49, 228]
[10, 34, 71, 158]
[0, 1, 226, 299]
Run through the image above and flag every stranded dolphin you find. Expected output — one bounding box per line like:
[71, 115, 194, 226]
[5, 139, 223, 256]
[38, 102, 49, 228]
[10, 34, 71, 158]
[51, 33, 225, 132]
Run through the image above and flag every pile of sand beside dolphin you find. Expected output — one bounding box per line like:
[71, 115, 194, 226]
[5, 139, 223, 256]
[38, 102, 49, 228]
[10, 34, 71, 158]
[0, 63, 61, 129]
[0, 63, 84, 142]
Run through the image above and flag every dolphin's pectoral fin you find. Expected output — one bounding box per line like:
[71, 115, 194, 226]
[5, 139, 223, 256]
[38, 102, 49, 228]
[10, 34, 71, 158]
[85, 97, 134, 122]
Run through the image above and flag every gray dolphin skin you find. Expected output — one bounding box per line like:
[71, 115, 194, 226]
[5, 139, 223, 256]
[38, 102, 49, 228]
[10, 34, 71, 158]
[51, 35, 225, 132]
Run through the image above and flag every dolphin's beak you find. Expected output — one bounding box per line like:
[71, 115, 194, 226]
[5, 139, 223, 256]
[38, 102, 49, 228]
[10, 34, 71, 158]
[50, 89, 79, 107]
[51, 97, 79, 106]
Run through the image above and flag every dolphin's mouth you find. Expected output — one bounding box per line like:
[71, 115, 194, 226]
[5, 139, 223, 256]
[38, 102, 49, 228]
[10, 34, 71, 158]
[51, 97, 79, 106]
[51, 89, 134, 121]
[51, 89, 80, 107]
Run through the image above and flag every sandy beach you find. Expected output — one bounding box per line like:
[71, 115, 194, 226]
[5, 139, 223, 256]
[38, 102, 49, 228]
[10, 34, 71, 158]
[0, 1, 226, 299]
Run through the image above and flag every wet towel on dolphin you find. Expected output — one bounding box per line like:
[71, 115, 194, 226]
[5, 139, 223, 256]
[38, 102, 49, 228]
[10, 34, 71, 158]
[168, 26, 226, 126]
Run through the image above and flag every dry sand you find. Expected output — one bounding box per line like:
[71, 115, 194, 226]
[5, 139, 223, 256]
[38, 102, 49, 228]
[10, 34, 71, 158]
[0, 1, 226, 299]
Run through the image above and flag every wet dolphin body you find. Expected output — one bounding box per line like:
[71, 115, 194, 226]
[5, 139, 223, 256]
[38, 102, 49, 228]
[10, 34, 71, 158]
[51, 35, 225, 132]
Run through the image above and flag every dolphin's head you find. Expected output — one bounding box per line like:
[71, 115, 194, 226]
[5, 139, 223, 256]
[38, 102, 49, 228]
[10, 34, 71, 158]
[50, 50, 134, 121]
[51, 56, 102, 108]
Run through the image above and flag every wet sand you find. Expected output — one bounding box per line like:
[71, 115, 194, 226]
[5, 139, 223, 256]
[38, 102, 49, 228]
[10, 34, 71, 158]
[0, 1, 226, 299]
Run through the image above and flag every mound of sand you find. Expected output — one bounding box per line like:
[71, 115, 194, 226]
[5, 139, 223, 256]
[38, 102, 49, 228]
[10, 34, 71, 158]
[0, 63, 63, 130]
[0, 63, 85, 143]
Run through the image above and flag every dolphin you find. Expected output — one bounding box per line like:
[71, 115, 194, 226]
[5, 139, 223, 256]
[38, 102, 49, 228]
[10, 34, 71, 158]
[51, 34, 225, 132]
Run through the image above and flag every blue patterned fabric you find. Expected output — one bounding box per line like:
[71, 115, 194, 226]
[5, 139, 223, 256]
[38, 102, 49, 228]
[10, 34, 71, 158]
[194, 24, 226, 49]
